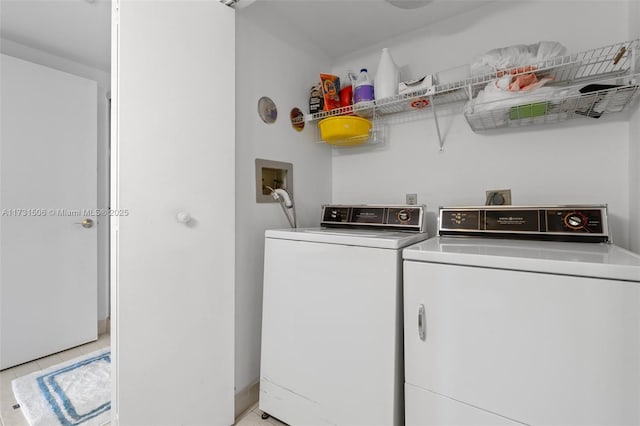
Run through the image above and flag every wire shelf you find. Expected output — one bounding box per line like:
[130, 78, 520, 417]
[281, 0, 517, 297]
[455, 39, 639, 98]
[305, 86, 469, 124]
[307, 40, 638, 121]
[464, 77, 640, 131]
[305, 39, 639, 146]
[463, 40, 640, 131]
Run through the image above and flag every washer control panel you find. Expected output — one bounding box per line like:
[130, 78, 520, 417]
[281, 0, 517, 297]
[439, 205, 609, 242]
[321, 204, 426, 232]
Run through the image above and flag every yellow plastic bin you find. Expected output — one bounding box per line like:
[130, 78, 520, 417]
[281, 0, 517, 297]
[318, 116, 372, 146]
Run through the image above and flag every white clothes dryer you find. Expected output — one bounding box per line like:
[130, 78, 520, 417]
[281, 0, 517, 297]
[403, 205, 640, 426]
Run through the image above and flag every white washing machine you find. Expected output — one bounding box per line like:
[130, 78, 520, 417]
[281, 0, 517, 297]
[402, 205, 640, 426]
[260, 204, 429, 426]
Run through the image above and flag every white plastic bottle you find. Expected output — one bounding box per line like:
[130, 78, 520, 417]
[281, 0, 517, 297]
[353, 68, 375, 106]
[375, 48, 399, 100]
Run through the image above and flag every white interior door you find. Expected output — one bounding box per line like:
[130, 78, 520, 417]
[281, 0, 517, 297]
[111, 1, 235, 424]
[0, 54, 98, 369]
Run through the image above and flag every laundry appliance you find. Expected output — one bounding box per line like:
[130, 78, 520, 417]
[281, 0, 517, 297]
[260, 204, 429, 426]
[402, 204, 640, 425]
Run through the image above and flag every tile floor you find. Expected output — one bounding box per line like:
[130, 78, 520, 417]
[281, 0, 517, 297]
[0, 334, 286, 426]
[0, 335, 283, 426]
[235, 403, 286, 426]
[0, 333, 111, 426]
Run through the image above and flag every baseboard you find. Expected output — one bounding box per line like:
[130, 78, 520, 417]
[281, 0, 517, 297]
[235, 380, 259, 418]
[98, 318, 110, 335]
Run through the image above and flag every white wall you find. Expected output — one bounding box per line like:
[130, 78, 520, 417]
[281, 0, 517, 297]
[235, 12, 332, 394]
[234, 0, 639, 402]
[331, 1, 632, 246]
[629, 0, 640, 254]
[0, 39, 111, 321]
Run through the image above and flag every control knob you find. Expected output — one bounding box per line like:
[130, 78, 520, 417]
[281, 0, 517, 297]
[397, 209, 411, 223]
[563, 212, 588, 230]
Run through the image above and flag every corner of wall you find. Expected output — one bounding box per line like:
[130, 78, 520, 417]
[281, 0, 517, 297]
[235, 11, 333, 394]
[628, 0, 640, 254]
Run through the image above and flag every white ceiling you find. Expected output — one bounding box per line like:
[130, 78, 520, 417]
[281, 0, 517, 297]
[0, 0, 111, 72]
[0, 0, 493, 73]
[239, 0, 495, 59]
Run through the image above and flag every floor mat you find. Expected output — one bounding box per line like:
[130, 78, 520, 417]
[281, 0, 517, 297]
[12, 349, 110, 426]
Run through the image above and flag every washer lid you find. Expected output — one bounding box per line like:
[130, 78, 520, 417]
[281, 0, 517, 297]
[403, 237, 640, 282]
[265, 227, 429, 249]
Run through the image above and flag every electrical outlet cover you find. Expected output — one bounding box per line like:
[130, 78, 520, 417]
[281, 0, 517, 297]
[485, 189, 512, 205]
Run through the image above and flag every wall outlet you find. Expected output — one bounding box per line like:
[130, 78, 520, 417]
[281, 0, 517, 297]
[406, 193, 418, 205]
[485, 189, 512, 205]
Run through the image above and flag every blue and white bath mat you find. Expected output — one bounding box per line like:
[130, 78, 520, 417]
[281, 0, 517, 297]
[12, 349, 110, 426]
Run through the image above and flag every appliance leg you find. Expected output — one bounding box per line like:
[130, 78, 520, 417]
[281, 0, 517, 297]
[261, 412, 270, 420]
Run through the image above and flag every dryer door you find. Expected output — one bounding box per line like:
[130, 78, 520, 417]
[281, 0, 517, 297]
[403, 260, 640, 425]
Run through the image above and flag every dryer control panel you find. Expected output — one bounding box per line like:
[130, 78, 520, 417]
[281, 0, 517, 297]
[321, 204, 426, 232]
[439, 205, 609, 243]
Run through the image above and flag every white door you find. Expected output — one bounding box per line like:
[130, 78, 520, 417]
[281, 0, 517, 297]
[111, 1, 235, 424]
[0, 54, 98, 369]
